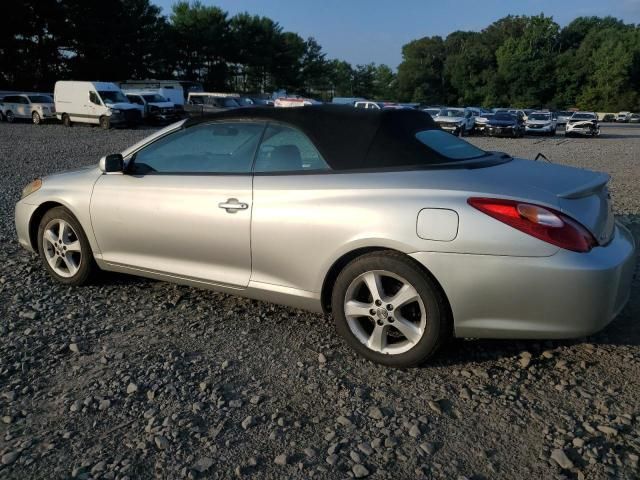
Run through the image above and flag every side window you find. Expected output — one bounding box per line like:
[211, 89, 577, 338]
[355, 103, 366, 109]
[89, 91, 101, 105]
[131, 122, 264, 174]
[254, 124, 330, 173]
[21, 96, 31, 104]
[128, 95, 143, 105]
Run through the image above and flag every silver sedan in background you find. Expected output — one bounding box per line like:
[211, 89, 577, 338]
[15, 106, 636, 367]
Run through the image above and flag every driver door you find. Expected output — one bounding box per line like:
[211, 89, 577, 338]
[90, 120, 265, 288]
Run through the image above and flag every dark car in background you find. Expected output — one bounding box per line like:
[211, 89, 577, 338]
[486, 112, 525, 138]
[184, 92, 241, 117]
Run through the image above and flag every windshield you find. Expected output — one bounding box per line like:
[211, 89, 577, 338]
[494, 113, 515, 121]
[220, 98, 240, 107]
[28, 95, 53, 103]
[529, 113, 550, 121]
[438, 109, 464, 118]
[98, 90, 129, 104]
[415, 130, 487, 160]
[572, 113, 595, 120]
[142, 94, 167, 103]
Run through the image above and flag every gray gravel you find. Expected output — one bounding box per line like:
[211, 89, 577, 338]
[0, 122, 639, 479]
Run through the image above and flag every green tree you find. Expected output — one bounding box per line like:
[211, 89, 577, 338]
[396, 36, 446, 103]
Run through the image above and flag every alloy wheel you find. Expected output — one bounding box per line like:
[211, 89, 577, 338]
[42, 219, 82, 278]
[344, 270, 427, 355]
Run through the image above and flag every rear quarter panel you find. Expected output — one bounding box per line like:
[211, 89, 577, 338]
[251, 170, 558, 294]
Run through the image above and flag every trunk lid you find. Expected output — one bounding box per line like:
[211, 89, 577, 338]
[470, 158, 615, 245]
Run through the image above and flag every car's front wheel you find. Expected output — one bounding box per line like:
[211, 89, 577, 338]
[331, 251, 450, 367]
[32, 111, 41, 125]
[37, 207, 98, 285]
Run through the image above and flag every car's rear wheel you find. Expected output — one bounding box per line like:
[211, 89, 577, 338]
[32, 112, 41, 125]
[331, 251, 450, 367]
[62, 113, 72, 127]
[6, 111, 15, 123]
[37, 207, 97, 285]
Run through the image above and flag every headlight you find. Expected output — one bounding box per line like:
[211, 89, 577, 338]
[22, 179, 42, 199]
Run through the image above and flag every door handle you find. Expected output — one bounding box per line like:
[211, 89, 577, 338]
[218, 198, 249, 213]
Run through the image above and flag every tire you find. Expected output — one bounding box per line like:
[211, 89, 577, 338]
[331, 251, 451, 367]
[32, 111, 41, 125]
[62, 113, 72, 127]
[6, 111, 15, 123]
[37, 207, 98, 286]
[99, 116, 110, 130]
[459, 126, 465, 138]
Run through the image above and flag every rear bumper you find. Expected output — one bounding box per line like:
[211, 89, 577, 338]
[410, 222, 637, 339]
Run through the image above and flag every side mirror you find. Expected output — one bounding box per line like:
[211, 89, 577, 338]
[99, 153, 124, 173]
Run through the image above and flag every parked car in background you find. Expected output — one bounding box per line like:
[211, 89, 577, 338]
[274, 97, 321, 108]
[555, 111, 574, 127]
[629, 113, 640, 123]
[474, 113, 494, 135]
[332, 97, 366, 105]
[525, 111, 557, 136]
[236, 96, 274, 107]
[15, 106, 635, 367]
[55, 81, 142, 129]
[486, 111, 525, 138]
[185, 92, 241, 116]
[124, 91, 182, 124]
[119, 80, 203, 105]
[602, 114, 616, 123]
[1, 93, 56, 124]
[616, 111, 632, 123]
[566, 112, 600, 137]
[354, 101, 384, 110]
[422, 107, 441, 119]
[433, 107, 475, 136]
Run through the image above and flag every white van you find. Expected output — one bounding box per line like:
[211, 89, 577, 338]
[54, 81, 142, 129]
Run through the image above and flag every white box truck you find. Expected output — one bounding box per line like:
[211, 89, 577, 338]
[54, 81, 142, 129]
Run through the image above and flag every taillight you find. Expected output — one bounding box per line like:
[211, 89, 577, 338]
[468, 197, 597, 252]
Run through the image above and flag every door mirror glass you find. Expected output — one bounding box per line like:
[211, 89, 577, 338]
[100, 154, 124, 173]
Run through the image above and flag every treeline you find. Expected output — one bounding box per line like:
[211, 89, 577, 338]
[0, 0, 394, 99]
[396, 15, 640, 111]
[2, 2, 639, 110]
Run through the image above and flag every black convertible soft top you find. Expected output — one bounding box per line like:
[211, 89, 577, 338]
[185, 105, 466, 171]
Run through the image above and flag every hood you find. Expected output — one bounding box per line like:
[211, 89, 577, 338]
[488, 118, 517, 126]
[149, 102, 175, 108]
[435, 116, 464, 123]
[104, 101, 140, 111]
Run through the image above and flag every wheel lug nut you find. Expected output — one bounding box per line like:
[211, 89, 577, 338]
[388, 317, 395, 323]
[375, 300, 382, 306]
[369, 309, 376, 315]
[376, 319, 384, 326]
[386, 304, 393, 311]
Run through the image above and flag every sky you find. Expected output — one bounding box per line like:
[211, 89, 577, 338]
[154, 0, 640, 68]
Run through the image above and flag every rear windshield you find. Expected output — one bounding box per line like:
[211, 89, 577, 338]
[28, 95, 53, 103]
[572, 113, 595, 120]
[529, 113, 550, 121]
[415, 130, 487, 160]
[438, 109, 464, 117]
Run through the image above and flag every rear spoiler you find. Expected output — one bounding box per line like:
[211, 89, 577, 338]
[557, 173, 610, 199]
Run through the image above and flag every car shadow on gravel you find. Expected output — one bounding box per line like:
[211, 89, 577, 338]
[430, 217, 640, 367]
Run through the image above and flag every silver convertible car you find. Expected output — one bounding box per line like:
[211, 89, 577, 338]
[15, 106, 636, 367]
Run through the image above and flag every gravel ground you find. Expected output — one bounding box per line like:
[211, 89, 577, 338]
[0, 122, 639, 480]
